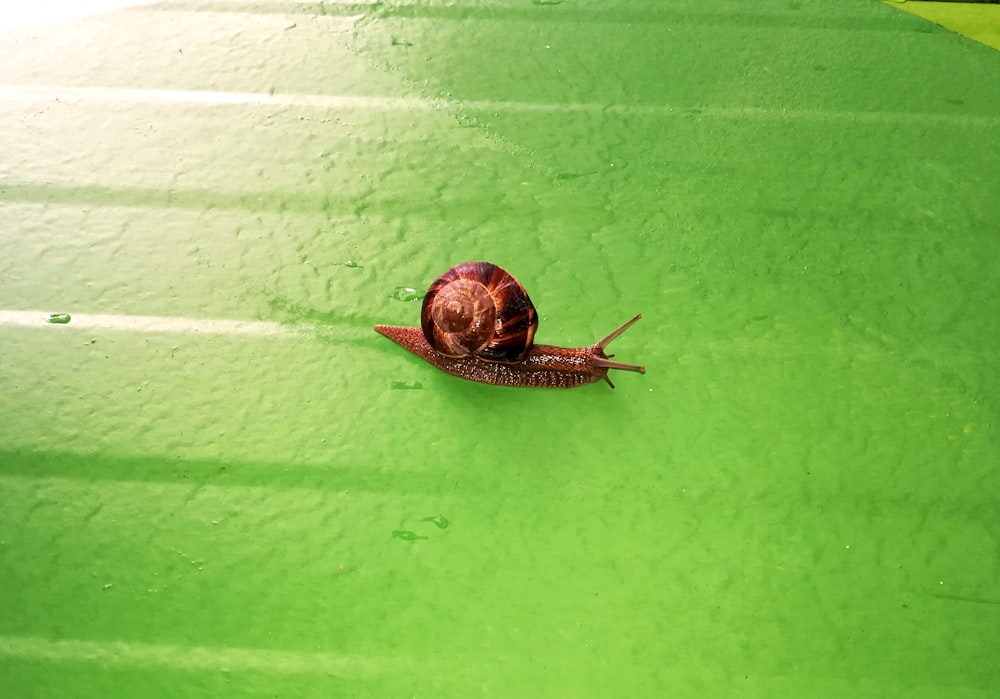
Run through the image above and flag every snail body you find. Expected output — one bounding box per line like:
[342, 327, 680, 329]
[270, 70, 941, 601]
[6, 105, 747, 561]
[374, 262, 645, 389]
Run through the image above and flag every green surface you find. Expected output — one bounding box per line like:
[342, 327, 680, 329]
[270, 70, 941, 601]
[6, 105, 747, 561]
[1, 0, 999, 696]
[891, 0, 1000, 50]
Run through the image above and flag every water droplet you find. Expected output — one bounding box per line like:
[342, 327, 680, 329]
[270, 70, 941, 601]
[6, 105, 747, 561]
[422, 515, 449, 529]
[392, 530, 428, 541]
[47, 313, 71, 324]
[391, 287, 421, 302]
[390, 381, 423, 390]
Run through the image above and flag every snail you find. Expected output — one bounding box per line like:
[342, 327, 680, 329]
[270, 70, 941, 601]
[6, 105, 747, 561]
[374, 261, 645, 388]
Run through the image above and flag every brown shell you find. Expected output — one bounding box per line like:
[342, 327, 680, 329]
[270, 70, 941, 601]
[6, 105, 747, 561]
[420, 262, 538, 361]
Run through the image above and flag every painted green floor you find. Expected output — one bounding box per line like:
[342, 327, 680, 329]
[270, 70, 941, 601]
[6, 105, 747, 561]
[1, 1, 999, 697]
[889, 0, 1000, 50]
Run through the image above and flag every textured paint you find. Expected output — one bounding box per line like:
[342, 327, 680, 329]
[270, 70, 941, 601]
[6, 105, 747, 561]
[1, 1, 999, 697]
[887, 0, 1000, 51]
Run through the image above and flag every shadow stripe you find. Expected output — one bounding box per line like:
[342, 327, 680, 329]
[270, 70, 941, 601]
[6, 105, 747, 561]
[148, 0, 920, 32]
[0, 450, 478, 495]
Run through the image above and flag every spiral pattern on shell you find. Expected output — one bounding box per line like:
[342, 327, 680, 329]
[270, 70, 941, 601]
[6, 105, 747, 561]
[420, 262, 538, 361]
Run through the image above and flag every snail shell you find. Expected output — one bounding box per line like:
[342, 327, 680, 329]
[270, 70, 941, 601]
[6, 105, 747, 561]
[420, 261, 538, 362]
